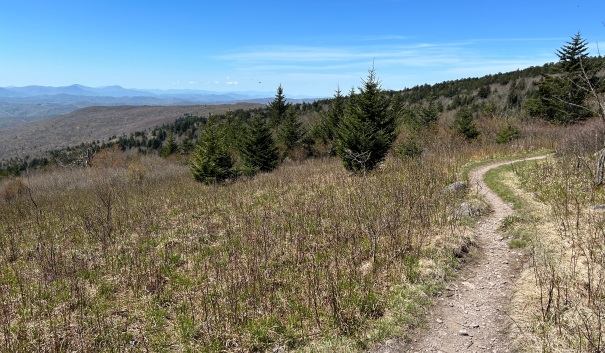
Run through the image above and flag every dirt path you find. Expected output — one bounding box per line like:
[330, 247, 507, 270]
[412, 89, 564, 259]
[371, 156, 547, 353]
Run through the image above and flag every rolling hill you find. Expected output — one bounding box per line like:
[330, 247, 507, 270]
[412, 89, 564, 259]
[0, 103, 262, 161]
[0, 85, 299, 127]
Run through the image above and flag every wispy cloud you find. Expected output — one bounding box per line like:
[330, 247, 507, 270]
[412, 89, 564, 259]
[216, 42, 475, 70]
[469, 37, 566, 43]
[210, 38, 558, 95]
[217, 46, 354, 63]
[219, 44, 470, 72]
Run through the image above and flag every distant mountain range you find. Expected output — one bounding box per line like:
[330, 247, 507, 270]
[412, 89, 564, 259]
[0, 85, 319, 127]
[0, 84, 275, 99]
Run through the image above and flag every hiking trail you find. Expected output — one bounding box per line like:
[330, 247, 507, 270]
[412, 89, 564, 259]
[371, 156, 547, 353]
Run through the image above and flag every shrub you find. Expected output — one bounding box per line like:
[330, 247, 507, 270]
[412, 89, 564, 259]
[453, 107, 479, 140]
[495, 124, 520, 144]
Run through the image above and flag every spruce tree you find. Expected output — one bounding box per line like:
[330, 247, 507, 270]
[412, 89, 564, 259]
[161, 132, 178, 158]
[557, 32, 590, 73]
[413, 95, 440, 128]
[277, 106, 305, 158]
[453, 107, 479, 140]
[526, 32, 595, 124]
[268, 84, 290, 128]
[310, 87, 345, 155]
[336, 67, 396, 174]
[240, 114, 280, 174]
[190, 120, 234, 184]
[325, 86, 345, 141]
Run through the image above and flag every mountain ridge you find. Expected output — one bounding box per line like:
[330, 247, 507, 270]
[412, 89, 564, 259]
[0, 84, 321, 124]
[0, 103, 264, 161]
[0, 84, 314, 99]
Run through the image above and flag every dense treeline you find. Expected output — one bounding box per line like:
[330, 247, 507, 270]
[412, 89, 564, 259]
[392, 62, 557, 104]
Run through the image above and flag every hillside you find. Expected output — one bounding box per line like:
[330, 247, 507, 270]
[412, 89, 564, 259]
[4, 56, 605, 175]
[0, 103, 261, 161]
[1, 115, 597, 352]
[0, 85, 320, 126]
[0, 60, 578, 171]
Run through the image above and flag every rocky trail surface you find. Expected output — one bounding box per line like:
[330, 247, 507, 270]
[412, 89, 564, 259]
[371, 156, 547, 353]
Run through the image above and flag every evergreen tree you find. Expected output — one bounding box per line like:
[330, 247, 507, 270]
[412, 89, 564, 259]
[268, 84, 290, 128]
[325, 86, 345, 141]
[190, 120, 234, 184]
[412, 95, 440, 128]
[477, 85, 491, 99]
[557, 32, 590, 73]
[526, 32, 595, 124]
[495, 123, 520, 144]
[240, 114, 280, 174]
[277, 106, 305, 158]
[336, 67, 396, 174]
[506, 79, 524, 109]
[453, 107, 479, 140]
[179, 137, 194, 154]
[161, 132, 178, 157]
[310, 87, 345, 155]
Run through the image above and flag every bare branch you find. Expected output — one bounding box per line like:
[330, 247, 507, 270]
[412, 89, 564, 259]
[343, 148, 372, 175]
[578, 57, 605, 124]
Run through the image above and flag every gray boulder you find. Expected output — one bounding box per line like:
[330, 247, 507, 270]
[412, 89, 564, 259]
[443, 181, 468, 193]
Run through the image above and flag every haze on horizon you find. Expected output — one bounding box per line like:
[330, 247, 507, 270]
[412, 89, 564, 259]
[1, 0, 604, 97]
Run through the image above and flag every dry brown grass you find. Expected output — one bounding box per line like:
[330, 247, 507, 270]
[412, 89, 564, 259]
[0, 109, 569, 351]
[0, 149, 478, 351]
[508, 139, 605, 352]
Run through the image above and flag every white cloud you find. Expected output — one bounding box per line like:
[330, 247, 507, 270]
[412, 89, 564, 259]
[205, 37, 565, 96]
[217, 40, 555, 76]
[218, 46, 361, 63]
[216, 43, 461, 69]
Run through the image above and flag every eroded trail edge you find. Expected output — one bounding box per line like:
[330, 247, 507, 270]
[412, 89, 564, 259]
[373, 155, 547, 353]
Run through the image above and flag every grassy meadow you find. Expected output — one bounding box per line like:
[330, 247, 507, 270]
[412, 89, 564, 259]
[479, 118, 605, 352]
[511, 133, 605, 352]
[0, 116, 593, 352]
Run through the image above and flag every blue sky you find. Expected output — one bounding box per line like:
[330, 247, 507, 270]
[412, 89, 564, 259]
[1, 0, 604, 97]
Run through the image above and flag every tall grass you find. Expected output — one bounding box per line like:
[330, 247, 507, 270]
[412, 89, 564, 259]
[0, 115, 561, 351]
[511, 119, 605, 352]
[0, 152, 473, 351]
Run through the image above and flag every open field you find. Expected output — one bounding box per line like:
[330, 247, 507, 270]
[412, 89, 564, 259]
[0, 152, 472, 351]
[0, 113, 574, 352]
[1, 69, 604, 350]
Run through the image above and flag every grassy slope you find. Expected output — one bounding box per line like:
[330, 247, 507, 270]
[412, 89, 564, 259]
[0, 153, 476, 352]
[1, 88, 603, 351]
[483, 151, 605, 352]
[510, 154, 605, 352]
[0, 111, 595, 351]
